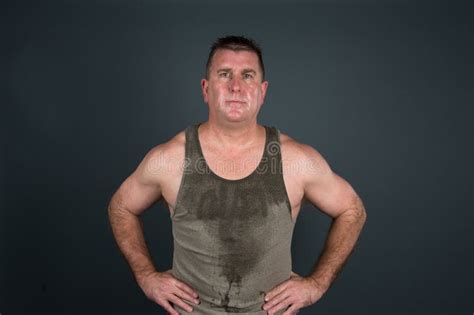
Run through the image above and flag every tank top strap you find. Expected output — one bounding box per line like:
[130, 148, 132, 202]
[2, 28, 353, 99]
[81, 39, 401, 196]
[258, 125, 284, 179]
[183, 123, 202, 163]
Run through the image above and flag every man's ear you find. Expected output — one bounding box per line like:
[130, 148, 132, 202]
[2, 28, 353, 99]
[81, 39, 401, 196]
[201, 78, 209, 103]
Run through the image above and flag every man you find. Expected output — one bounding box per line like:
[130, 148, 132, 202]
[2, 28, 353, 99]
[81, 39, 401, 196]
[108, 35, 367, 315]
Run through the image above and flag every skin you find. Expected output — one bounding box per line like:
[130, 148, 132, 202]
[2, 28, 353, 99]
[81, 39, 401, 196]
[108, 48, 367, 315]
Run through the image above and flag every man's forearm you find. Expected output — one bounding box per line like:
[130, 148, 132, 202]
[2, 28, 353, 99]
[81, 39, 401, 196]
[308, 202, 366, 293]
[108, 200, 157, 284]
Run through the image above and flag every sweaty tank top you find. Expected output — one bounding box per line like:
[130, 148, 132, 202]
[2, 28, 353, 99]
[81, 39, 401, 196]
[170, 122, 296, 314]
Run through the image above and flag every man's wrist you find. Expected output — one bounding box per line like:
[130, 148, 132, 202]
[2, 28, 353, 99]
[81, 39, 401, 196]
[135, 269, 157, 286]
[307, 275, 331, 294]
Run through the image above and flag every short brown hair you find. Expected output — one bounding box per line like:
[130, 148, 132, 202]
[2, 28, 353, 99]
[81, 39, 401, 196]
[205, 35, 265, 81]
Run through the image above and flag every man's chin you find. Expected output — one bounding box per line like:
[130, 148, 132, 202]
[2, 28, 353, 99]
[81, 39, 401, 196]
[216, 109, 254, 124]
[222, 111, 247, 122]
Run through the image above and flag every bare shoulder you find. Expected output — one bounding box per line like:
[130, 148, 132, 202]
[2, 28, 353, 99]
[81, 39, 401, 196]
[137, 129, 186, 183]
[278, 131, 332, 180]
[109, 129, 186, 216]
[149, 130, 185, 163]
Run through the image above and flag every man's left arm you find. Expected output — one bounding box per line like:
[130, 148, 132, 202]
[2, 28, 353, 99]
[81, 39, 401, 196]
[301, 146, 367, 294]
[263, 144, 367, 315]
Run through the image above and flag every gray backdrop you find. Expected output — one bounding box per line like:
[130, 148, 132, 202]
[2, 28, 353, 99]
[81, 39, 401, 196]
[2, 0, 472, 314]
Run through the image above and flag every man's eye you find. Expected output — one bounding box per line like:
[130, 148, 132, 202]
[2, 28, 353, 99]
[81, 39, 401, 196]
[243, 73, 254, 79]
[219, 72, 230, 78]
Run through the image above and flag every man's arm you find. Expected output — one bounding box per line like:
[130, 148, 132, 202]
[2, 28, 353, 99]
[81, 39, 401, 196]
[107, 145, 164, 284]
[263, 142, 366, 315]
[107, 143, 200, 314]
[301, 145, 367, 293]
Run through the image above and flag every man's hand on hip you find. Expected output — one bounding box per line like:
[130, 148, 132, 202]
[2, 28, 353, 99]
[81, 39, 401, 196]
[138, 269, 200, 314]
[262, 271, 325, 315]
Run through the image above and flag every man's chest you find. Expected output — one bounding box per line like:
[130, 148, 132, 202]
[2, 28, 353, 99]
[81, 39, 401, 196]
[160, 151, 305, 222]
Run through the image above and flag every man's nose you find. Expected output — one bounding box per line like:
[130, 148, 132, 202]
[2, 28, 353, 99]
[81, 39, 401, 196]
[228, 77, 242, 92]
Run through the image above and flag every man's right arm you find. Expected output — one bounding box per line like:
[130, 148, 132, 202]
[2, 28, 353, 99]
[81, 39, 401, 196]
[107, 142, 200, 314]
[107, 145, 164, 284]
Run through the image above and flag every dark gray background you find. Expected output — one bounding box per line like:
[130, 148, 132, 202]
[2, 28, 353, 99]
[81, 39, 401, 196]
[2, 0, 472, 314]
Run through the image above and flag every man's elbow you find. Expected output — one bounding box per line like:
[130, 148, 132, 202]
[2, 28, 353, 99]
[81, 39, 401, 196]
[341, 197, 367, 227]
[358, 206, 367, 226]
[344, 207, 366, 223]
[354, 196, 367, 224]
[107, 194, 119, 215]
[107, 194, 133, 219]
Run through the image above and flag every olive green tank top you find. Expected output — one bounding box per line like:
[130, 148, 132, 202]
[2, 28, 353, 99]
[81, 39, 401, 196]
[170, 122, 296, 314]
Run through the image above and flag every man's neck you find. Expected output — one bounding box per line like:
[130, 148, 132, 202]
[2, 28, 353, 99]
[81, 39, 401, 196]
[199, 120, 263, 150]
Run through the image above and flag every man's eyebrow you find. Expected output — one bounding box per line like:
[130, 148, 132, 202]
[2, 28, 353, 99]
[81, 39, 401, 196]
[242, 69, 256, 74]
[216, 68, 257, 74]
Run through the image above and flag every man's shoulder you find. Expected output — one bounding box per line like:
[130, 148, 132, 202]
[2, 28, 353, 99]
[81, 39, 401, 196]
[278, 131, 330, 177]
[278, 131, 322, 161]
[140, 129, 186, 177]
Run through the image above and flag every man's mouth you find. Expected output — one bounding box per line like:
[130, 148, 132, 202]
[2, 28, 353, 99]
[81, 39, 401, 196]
[226, 100, 246, 104]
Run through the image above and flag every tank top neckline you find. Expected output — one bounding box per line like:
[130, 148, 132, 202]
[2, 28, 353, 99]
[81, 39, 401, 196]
[194, 122, 270, 183]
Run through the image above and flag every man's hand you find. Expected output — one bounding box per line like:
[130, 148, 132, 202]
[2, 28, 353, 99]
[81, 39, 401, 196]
[138, 269, 200, 315]
[262, 271, 325, 315]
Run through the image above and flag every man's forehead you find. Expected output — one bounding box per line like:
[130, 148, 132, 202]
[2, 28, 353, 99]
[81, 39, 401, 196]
[211, 49, 260, 70]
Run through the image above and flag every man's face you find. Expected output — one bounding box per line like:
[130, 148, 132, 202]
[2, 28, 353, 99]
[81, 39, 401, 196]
[201, 49, 268, 124]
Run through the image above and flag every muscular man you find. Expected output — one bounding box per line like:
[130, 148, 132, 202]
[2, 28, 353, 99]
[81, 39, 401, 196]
[108, 36, 367, 315]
